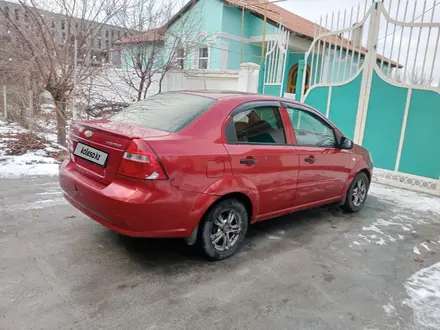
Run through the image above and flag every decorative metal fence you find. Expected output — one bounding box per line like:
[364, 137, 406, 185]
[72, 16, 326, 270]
[298, 0, 440, 195]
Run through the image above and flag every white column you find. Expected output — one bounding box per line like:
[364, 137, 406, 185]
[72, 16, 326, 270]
[353, 1, 381, 145]
[394, 88, 412, 171]
[238, 62, 260, 93]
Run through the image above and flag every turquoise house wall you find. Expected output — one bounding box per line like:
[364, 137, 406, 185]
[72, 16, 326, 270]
[362, 72, 407, 171]
[247, 12, 279, 36]
[167, 0, 224, 69]
[220, 6, 281, 70]
[398, 89, 440, 179]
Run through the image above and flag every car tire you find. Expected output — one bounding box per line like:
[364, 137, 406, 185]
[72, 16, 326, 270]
[341, 172, 370, 213]
[198, 199, 249, 261]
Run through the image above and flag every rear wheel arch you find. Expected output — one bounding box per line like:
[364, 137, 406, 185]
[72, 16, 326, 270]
[186, 191, 255, 246]
[203, 192, 254, 224]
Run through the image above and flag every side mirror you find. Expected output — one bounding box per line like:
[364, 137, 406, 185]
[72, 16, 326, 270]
[340, 136, 354, 149]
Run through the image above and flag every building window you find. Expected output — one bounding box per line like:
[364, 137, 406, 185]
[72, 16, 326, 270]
[61, 32, 66, 43]
[61, 20, 65, 30]
[51, 20, 55, 28]
[105, 30, 109, 38]
[14, 9, 19, 21]
[98, 39, 101, 49]
[105, 39, 109, 48]
[111, 30, 114, 38]
[176, 47, 185, 69]
[197, 46, 208, 69]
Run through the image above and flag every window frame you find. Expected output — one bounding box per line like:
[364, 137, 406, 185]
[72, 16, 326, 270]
[225, 101, 288, 146]
[176, 46, 185, 69]
[282, 103, 340, 148]
[193, 45, 209, 70]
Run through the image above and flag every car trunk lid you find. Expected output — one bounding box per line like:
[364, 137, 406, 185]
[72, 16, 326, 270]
[68, 119, 169, 185]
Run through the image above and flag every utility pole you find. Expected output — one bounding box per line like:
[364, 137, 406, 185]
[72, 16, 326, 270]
[261, 0, 268, 59]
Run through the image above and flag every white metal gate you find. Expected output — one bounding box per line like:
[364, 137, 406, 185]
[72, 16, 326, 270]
[298, 0, 440, 196]
[262, 25, 290, 97]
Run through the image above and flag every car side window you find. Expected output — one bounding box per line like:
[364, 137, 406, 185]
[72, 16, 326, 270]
[287, 108, 336, 147]
[227, 106, 287, 144]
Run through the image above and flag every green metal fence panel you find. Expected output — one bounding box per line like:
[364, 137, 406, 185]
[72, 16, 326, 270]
[302, 87, 329, 116]
[327, 74, 363, 139]
[362, 71, 408, 171]
[399, 89, 440, 180]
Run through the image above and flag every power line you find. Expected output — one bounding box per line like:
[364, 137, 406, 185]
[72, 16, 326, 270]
[378, 1, 440, 42]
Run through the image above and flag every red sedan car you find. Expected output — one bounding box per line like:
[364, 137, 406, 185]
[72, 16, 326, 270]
[59, 91, 373, 260]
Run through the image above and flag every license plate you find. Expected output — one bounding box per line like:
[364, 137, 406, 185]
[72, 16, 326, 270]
[73, 142, 108, 166]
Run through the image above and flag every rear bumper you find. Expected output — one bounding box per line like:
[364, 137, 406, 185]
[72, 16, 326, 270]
[59, 160, 201, 238]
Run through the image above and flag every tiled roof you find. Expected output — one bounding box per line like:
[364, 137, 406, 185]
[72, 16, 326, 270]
[115, 27, 165, 44]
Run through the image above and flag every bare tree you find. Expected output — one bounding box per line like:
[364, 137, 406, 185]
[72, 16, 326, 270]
[0, 0, 125, 145]
[392, 69, 436, 87]
[107, 0, 201, 102]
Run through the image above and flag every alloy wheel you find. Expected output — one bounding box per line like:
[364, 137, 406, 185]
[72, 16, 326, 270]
[210, 209, 242, 252]
[352, 179, 367, 207]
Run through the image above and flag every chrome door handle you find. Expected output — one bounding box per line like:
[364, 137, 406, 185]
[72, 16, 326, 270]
[240, 158, 257, 165]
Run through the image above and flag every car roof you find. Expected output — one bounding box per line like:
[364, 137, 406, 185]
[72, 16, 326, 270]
[173, 89, 305, 106]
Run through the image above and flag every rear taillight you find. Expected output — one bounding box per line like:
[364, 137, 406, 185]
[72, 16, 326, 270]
[68, 138, 77, 162]
[117, 139, 167, 180]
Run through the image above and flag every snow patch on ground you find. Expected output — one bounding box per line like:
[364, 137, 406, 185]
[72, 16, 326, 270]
[413, 246, 421, 255]
[0, 153, 60, 179]
[382, 303, 396, 316]
[25, 197, 66, 210]
[0, 120, 63, 179]
[369, 184, 440, 215]
[362, 225, 384, 235]
[403, 262, 440, 329]
[350, 184, 440, 250]
[421, 242, 431, 251]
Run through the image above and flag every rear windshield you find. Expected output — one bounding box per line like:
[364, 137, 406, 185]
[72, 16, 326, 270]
[110, 93, 217, 132]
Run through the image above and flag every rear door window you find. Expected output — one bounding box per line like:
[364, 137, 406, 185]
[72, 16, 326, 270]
[227, 106, 287, 144]
[110, 93, 217, 132]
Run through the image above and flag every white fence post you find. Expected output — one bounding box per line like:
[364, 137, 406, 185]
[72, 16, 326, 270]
[238, 62, 260, 92]
[3, 86, 6, 118]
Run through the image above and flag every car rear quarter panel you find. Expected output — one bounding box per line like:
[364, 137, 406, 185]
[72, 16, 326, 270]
[147, 98, 254, 194]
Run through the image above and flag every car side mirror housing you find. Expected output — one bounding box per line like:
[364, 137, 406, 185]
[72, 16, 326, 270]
[340, 136, 354, 149]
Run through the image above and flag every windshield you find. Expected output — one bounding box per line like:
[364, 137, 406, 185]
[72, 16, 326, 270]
[110, 92, 217, 132]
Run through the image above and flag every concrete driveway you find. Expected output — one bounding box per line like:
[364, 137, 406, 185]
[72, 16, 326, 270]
[1, 177, 439, 329]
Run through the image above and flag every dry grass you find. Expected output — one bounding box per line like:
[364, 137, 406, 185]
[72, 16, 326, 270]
[2, 132, 47, 156]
